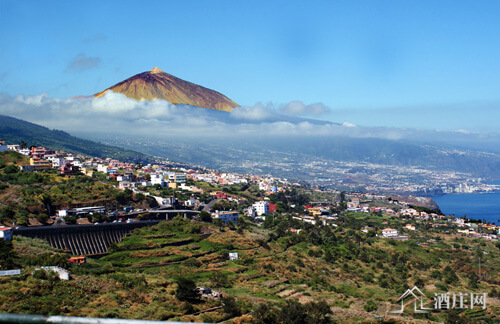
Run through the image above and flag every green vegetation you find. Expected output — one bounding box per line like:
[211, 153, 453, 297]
[0, 153, 152, 225]
[0, 212, 498, 323]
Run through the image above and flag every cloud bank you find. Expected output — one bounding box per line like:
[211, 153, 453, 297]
[1, 92, 499, 152]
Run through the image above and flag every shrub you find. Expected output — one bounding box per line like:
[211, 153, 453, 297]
[222, 296, 241, 317]
[364, 300, 378, 312]
[3, 164, 19, 174]
[435, 283, 448, 291]
[175, 277, 199, 301]
[182, 258, 202, 268]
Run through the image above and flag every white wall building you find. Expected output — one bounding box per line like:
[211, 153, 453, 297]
[253, 201, 269, 216]
[151, 173, 166, 187]
[382, 228, 399, 237]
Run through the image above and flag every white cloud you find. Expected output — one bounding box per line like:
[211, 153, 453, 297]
[280, 101, 330, 116]
[230, 102, 274, 121]
[1, 92, 497, 148]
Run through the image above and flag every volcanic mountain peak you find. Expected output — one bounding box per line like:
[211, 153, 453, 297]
[150, 67, 163, 74]
[94, 67, 239, 112]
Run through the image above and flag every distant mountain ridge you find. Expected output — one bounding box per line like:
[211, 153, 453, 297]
[94, 67, 239, 112]
[0, 115, 150, 162]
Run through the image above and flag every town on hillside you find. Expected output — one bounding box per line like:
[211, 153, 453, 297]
[1, 139, 499, 243]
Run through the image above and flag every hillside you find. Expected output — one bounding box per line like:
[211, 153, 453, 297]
[94, 67, 239, 112]
[0, 115, 151, 163]
[1, 215, 499, 322]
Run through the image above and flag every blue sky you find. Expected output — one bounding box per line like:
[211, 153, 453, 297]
[1, 0, 500, 132]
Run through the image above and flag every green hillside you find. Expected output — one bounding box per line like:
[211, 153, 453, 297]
[0, 115, 151, 163]
[1, 215, 499, 322]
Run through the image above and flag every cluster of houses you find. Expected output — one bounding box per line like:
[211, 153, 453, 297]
[2, 140, 498, 243]
[3, 142, 82, 174]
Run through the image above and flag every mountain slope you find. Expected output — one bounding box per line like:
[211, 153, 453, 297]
[94, 67, 239, 112]
[0, 115, 151, 162]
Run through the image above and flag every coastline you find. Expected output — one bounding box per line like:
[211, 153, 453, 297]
[428, 190, 500, 225]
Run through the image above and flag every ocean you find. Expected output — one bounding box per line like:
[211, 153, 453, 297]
[430, 185, 500, 225]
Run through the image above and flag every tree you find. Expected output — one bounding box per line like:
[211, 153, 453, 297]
[305, 301, 333, 324]
[213, 218, 224, 230]
[210, 272, 230, 290]
[278, 300, 308, 324]
[210, 200, 237, 212]
[363, 300, 378, 313]
[222, 296, 241, 317]
[227, 220, 236, 230]
[36, 213, 49, 224]
[64, 216, 77, 225]
[199, 211, 212, 223]
[175, 277, 199, 302]
[0, 239, 17, 270]
[253, 303, 278, 324]
[3, 164, 19, 174]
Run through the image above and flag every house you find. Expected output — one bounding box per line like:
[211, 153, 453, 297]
[0, 227, 13, 241]
[184, 197, 196, 207]
[29, 158, 52, 170]
[215, 192, 227, 199]
[60, 162, 79, 175]
[167, 172, 186, 184]
[361, 226, 375, 233]
[212, 211, 239, 224]
[252, 201, 269, 216]
[269, 203, 277, 213]
[405, 224, 416, 231]
[118, 181, 135, 190]
[8, 145, 30, 156]
[244, 207, 255, 218]
[30, 146, 53, 159]
[151, 173, 166, 187]
[382, 228, 399, 237]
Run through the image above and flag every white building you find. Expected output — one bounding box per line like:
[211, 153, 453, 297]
[8, 145, 30, 156]
[259, 182, 270, 191]
[382, 228, 399, 237]
[97, 164, 108, 173]
[0, 227, 13, 241]
[184, 197, 196, 207]
[252, 201, 269, 216]
[212, 211, 239, 224]
[118, 181, 135, 190]
[151, 173, 166, 187]
[244, 207, 256, 218]
[46, 156, 64, 168]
